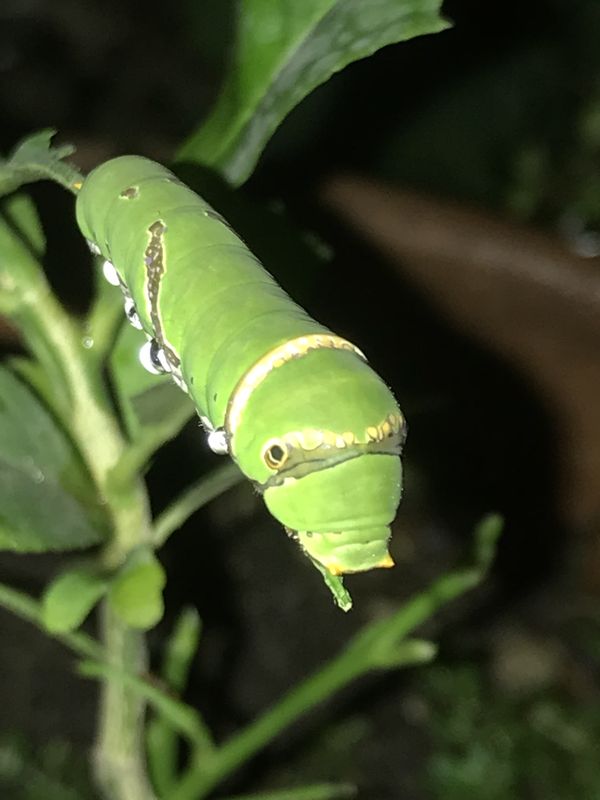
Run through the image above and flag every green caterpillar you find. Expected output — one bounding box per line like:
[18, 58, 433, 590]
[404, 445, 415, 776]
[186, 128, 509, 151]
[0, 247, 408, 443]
[76, 156, 405, 579]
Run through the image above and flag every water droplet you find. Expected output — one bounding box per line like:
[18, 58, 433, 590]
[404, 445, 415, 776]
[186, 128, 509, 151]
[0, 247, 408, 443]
[82, 336, 94, 349]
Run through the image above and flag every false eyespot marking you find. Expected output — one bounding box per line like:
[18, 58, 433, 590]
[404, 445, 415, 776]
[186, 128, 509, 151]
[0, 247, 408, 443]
[262, 440, 288, 469]
[260, 412, 405, 471]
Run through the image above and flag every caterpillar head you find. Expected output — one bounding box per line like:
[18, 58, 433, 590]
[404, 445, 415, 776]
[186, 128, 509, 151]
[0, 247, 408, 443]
[223, 339, 406, 575]
[263, 452, 402, 575]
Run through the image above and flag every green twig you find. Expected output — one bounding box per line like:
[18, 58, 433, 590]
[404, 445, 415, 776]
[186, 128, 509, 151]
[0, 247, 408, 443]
[161, 607, 202, 692]
[220, 783, 357, 800]
[0, 580, 103, 661]
[168, 515, 501, 800]
[147, 608, 205, 796]
[169, 637, 432, 800]
[94, 604, 157, 800]
[78, 659, 214, 750]
[85, 272, 127, 365]
[153, 462, 243, 547]
[107, 401, 196, 494]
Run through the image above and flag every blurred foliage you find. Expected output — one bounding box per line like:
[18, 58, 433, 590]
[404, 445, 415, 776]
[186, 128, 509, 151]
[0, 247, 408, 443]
[422, 664, 600, 800]
[0, 733, 97, 800]
[177, 0, 449, 184]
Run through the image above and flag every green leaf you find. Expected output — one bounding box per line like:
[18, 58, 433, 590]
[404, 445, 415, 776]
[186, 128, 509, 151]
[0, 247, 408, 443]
[0, 580, 104, 660]
[161, 607, 202, 691]
[367, 637, 437, 670]
[0, 366, 107, 552]
[472, 512, 503, 573]
[42, 567, 107, 633]
[177, 0, 449, 184]
[107, 549, 166, 629]
[0, 129, 83, 197]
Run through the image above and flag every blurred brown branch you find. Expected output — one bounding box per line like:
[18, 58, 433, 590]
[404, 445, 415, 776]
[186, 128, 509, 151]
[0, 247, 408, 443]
[0, 315, 20, 347]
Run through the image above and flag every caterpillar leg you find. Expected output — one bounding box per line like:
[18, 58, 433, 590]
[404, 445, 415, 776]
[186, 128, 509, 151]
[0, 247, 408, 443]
[139, 339, 170, 374]
[124, 297, 143, 330]
[199, 415, 229, 455]
[101, 259, 121, 286]
[139, 338, 191, 398]
[207, 428, 229, 455]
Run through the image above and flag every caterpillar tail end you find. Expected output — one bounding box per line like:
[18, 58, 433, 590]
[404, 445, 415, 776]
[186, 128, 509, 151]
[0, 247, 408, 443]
[376, 552, 395, 570]
[325, 551, 395, 576]
[310, 558, 354, 612]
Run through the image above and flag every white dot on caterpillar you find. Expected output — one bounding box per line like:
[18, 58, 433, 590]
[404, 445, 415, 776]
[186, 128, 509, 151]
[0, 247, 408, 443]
[207, 428, 228, 455]
[139, 340, 167, 375]
[102, 259, 121, 286]
[87, 240, 102, 256]
[124, 297, 143, 330]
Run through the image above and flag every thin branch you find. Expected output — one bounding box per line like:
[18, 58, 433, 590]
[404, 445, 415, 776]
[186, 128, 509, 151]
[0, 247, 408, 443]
[168, 515, 501, 800]
[0, 580, 103, 661]
[220, 783, 357, 800]
[78, 659, 214, 751]
[153, 462, 243, 547]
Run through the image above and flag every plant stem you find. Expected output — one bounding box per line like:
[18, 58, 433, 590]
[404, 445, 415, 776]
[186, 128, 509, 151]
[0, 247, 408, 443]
[94, 603, 157, 800]
[79, 658, 214, 749]
[169, 655, 364, 800]
[0, 581, 156, 800]
[31, 287, 156, 800]
[220, 783, 357, 800]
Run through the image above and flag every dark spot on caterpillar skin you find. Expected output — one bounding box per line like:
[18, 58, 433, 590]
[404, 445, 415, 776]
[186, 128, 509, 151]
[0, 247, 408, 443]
[190, 376, 194, 385]
[149, 220, 167, 236]
[213, 393, 217, 401]
[270, 445, 285, 461]
[144, 219, 179, 370]
[120, 186, 139, 199]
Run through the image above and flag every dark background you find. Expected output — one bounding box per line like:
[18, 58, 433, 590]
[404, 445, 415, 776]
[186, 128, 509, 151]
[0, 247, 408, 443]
[1, 1, 600, 798]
